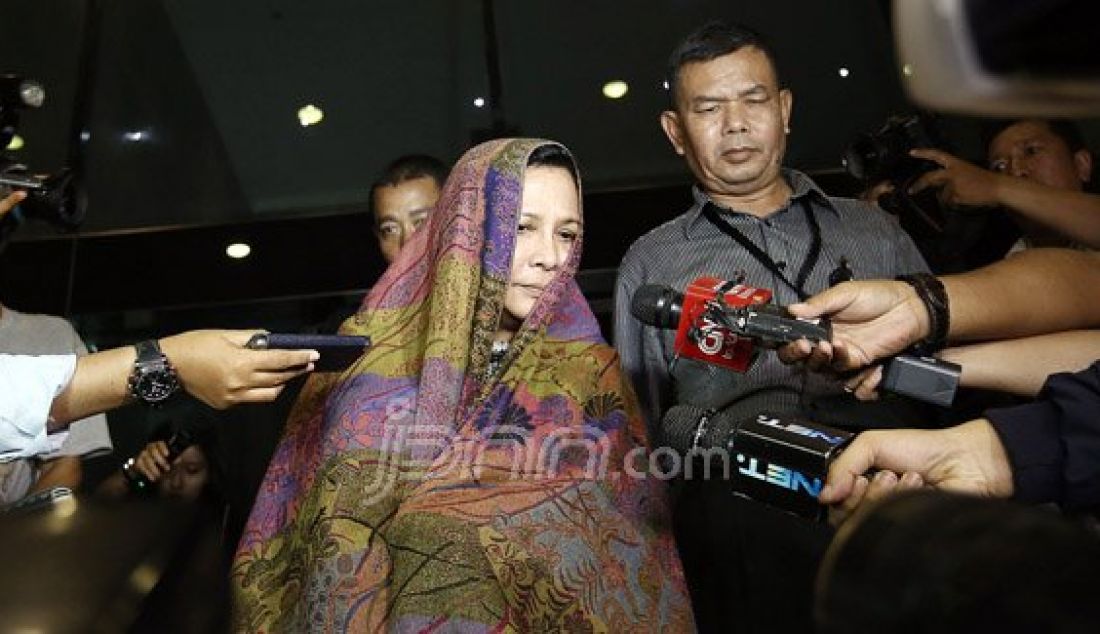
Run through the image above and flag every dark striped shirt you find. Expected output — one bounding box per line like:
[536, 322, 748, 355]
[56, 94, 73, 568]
[613, 169, 929, 435]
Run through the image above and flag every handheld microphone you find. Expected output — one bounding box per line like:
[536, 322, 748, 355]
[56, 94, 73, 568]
[631, 281, 959, 407]
[630, 278, 830, 373]
[662, 404, 853, 521]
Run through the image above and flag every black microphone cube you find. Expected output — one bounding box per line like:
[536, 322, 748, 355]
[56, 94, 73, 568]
[728, 413, 853, 521]
[881, 354, 961, 408]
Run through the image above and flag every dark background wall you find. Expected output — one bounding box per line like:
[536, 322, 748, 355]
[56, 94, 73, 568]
[5, 0, 1096, 333]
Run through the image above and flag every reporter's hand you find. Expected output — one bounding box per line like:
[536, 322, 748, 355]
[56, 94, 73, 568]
[908, 148, 1004, 209]
[781, 280, 929, 371]
[826, 469, 925, 527]
[860, 180, 895, 208]
[0, 191, 27, 219]
[843, 365, 884, 401]
[133, 440, 172, 482]
[819, 419, 1015, 524]
[158, 329, 318, 409]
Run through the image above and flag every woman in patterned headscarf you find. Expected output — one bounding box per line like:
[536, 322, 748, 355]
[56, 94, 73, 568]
[232, 139, 693, 632]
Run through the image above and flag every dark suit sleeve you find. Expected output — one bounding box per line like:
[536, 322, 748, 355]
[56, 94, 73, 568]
[985, 361, 1100, 510]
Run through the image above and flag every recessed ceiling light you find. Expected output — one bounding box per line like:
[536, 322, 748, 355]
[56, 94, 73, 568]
[902, 64, 914, 77]
[602, 80, 629, 99]
[123, 130, 147, 142]
[5, 135, 24, 151]
[662, 80, 670, 91]
[297, 104, 324, 127]
[838, 67, 850, 78]
[226, 243, 251, 259]
[473, 97, 486, 108]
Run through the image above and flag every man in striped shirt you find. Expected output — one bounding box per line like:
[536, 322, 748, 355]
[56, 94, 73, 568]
[612, 21, 929, 632]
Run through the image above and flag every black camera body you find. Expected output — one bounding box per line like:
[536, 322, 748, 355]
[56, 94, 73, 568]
[841, 113, 986, 272]
[0, 74, 84, 236]
[0, 162, 85, 229]
[843, 114, 942, 185]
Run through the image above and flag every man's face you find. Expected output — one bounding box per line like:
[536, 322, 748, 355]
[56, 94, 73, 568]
[373, 176, 442, 264]
[987, 120, 1092, 192]
[661, 47, 792, 198]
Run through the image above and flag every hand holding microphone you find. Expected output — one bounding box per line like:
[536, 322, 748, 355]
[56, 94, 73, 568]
[661, 404, 853, 522]
[778, 279, 931, 372]
[632, 278, 959, 406]
[777, 278, 961, 407]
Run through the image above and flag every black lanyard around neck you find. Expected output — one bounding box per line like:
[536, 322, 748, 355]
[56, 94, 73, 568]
[701, 196, 822, 301]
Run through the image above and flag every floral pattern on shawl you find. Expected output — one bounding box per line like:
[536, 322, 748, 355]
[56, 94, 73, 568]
[232, 139, 693, 632]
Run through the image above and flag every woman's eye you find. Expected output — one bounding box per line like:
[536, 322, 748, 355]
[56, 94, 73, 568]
[558, 230, 578, 242]
[989, 160, 1008, 173]
[517, 223, 533, 233]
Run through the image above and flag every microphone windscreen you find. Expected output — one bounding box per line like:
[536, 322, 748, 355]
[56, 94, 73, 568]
[660, 404, 711, 453]
[631, 284, 682, 329]
[661, 404, 741, 454]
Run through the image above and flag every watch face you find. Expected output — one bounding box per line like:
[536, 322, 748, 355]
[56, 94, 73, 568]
[136, 371, 179, 403]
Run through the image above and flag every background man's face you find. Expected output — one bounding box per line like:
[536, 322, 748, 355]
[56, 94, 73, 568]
[987, 120, 1092, 192]
[373, 176, 441, 264]
[661, 46, 792, 199]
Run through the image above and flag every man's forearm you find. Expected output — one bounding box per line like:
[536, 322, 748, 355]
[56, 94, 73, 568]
[997, 178, 1100, 249]
[940, 330, 1100, 397]
[48, 346, 136, 429]
[942, 248, 1100, 342]
[28, 456, 82, 494]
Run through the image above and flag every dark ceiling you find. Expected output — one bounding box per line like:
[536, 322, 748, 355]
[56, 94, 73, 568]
[1, 0, 1097, 343]
[4, 0, 911, 228]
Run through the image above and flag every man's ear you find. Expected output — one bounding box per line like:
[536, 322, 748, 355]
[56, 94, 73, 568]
[660, 110, 686, 156]
[1074, 149, 1093, 185]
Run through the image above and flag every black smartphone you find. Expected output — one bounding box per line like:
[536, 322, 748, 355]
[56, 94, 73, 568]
[246, 333, 370, 372]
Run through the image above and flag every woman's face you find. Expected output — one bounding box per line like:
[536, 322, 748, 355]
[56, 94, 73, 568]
[158, 445, 210, 502]
[499, 165, 582, 332]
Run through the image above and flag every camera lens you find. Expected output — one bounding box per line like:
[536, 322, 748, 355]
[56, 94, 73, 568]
[842, 133, 885, 182]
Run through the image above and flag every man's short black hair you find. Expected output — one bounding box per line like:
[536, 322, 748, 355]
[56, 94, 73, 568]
[370, 154, 449, 215]
[665, 21, 781, 109]
[982, 118, 1089, 156]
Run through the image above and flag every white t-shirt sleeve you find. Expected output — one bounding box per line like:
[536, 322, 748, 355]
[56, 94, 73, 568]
[0, 354, 77, 461]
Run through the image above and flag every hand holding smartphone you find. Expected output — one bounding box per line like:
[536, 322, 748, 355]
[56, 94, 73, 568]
[246, 333, 370, 372]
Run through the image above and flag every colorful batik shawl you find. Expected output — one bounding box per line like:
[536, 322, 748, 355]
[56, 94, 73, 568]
[232, 138, 693, 632]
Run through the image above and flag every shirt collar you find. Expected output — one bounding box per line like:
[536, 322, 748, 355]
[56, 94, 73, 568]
[683, 169, 840, 239]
